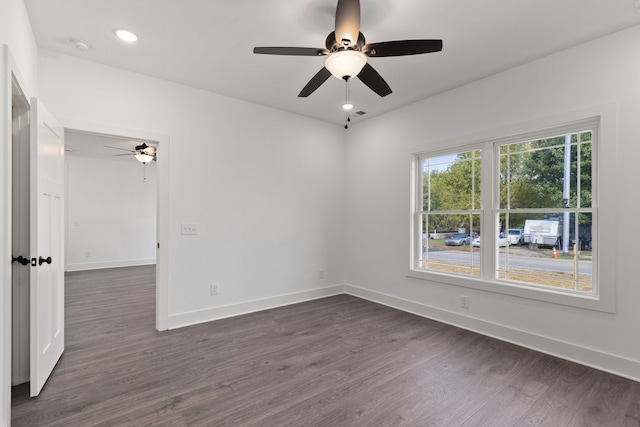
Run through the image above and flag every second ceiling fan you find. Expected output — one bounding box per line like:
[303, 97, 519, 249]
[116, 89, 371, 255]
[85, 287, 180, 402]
[253, 0, 443, 98]
[105, 142, 156, 164]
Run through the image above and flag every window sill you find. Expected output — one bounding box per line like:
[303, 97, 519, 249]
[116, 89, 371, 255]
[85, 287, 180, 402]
[406, 268, 615, 313]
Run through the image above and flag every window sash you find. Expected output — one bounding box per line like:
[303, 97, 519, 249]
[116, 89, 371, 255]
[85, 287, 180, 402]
[410, 117, 601, 301]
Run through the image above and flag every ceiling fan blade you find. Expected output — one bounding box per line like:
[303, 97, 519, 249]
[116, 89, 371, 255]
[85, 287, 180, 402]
[335, 0, 360, 47]
[104, 145, 134, 153]
[357, 63, 392, 97]
[364, 39, 443, 57]
[253, 47, 329, 56]
[298, 67, 332, 97]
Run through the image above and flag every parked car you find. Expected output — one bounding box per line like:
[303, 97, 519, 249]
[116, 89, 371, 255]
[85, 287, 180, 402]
[445, 233, 471, 246]
[471, 233, 508, 247]
[507, 228, 525, 245]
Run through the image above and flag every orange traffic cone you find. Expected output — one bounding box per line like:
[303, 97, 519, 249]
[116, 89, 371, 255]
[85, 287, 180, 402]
[552, 247, 558, 259]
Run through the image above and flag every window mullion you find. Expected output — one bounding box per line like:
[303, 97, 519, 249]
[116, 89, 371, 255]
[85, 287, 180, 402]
[480, 140, 495, 280]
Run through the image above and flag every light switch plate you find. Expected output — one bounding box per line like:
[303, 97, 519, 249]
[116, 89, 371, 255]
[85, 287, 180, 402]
[181, 223, 198, 235]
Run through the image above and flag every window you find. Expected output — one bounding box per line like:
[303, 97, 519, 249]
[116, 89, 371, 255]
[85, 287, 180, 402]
[498, 128, 593, 293]
[409, 107, 616, 312]
[418, 150, 482, 277]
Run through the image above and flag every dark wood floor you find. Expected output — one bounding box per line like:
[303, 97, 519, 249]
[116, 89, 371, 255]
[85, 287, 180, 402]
[11, 266, 640, 426]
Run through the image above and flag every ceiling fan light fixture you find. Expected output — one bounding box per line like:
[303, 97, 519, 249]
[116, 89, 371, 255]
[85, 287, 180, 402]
[134, 153, 154, 164]
[324, 50, 366, 80]
[342, 103, 354, 110]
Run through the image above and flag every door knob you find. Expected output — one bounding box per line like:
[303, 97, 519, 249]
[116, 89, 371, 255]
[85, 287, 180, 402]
[12, 256, 29, 266]
[38, 256, 52, 266]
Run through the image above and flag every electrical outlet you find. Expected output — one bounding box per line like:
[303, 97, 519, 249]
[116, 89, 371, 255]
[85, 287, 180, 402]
[210, 283, 218, 296]
[460, 295, 470, 309]
[181, 223, 198, 235]
[318, 269, 324, 279]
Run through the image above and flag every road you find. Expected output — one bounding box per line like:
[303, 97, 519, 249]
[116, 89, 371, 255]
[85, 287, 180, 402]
[425, 246, 592, 276]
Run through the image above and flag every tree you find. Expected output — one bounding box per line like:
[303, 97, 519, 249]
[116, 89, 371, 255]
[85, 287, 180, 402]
[423, 151, 481, 232]
[499, 132, 592, 229]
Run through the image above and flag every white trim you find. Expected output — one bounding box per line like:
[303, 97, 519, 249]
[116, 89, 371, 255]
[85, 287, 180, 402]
[1, 44, 35, 427]
[65, 259, 156, 272]
[344, 284, 640, 382]
[0, 43, 12, 427]
[54, 117, 171, 331]
[166, 282, 640, 381]
[167, 285, 346, 330]
[407, 103, 617, 313]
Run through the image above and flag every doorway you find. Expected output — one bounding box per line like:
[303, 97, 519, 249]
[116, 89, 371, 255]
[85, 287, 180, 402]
[59, 123, 169, 331]
[10, 124, 168, 389]
[64, 130, 158, 272]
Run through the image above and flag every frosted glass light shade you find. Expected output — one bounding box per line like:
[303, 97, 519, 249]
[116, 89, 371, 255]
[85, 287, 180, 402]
[325, 50, 366, 80]
[135, 153, 154, 164]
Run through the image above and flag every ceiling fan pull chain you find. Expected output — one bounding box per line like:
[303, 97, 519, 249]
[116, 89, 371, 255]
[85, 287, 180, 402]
[344, 79, 353, 129]
[143, 163, 147, 183]
[346, 78, 350, 105]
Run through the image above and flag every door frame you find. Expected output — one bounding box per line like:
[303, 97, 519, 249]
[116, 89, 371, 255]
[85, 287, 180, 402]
[11, 75, 30, 388]
[60, 118, 170, 332]
[2, 43, 33, 426]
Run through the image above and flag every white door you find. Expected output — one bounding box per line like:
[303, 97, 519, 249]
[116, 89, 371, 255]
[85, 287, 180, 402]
[29, 99, 65, 397]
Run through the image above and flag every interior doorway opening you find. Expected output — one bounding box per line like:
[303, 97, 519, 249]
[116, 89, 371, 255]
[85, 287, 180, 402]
[64, 130, 159, 273]
[56, 121, 169, 332]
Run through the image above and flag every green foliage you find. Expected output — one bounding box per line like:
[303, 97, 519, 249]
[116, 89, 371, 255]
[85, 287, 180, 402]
[500, 132, 592, 226]
[423, 151, 480, 231]
[423, 131, 593, 230]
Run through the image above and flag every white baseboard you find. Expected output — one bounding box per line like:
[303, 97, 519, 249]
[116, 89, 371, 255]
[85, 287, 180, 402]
[65, 259, 156, 272]
[161, 281, 639, 382]
[344, 284, 640, 383]
[167, 285, 346, 330]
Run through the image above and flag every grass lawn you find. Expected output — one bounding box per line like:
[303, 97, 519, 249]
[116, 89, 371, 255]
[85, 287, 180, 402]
[423, 239, 592, 291]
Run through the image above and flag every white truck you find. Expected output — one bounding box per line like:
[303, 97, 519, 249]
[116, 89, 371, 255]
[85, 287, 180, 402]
[523, 220, 560, 247]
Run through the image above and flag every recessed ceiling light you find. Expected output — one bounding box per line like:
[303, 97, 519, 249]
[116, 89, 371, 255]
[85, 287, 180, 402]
[115, 29, 138, 43]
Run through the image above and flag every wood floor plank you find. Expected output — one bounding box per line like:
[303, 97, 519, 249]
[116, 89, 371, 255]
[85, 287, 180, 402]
[568, 372, 639, 427]
[458, 353, 563, 427]
[623, 384, 640, 426]
[511, 360, 603, 426]
[11, 265, 640, 426]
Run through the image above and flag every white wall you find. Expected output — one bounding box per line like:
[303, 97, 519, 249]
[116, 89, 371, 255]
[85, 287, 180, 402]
[344, 25, 640, 380]
[38, 49, 346, 326]
[0, 0, 38, 95]
[65, 151, 157, 271]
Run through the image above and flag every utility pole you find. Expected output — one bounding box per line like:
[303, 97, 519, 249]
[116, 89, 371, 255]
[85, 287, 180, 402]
[562, 135, 571, 255]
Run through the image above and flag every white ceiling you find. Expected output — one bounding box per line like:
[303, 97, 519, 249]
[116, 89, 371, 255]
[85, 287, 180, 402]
[24, 0, 640, 126]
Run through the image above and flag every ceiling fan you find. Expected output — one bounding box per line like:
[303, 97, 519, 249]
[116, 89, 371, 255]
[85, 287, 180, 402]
[253, 0, 443, 98]
[104, 142, 157, 164]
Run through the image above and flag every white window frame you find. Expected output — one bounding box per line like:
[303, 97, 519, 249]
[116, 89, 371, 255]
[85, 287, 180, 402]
[407, 104, 616, 313]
